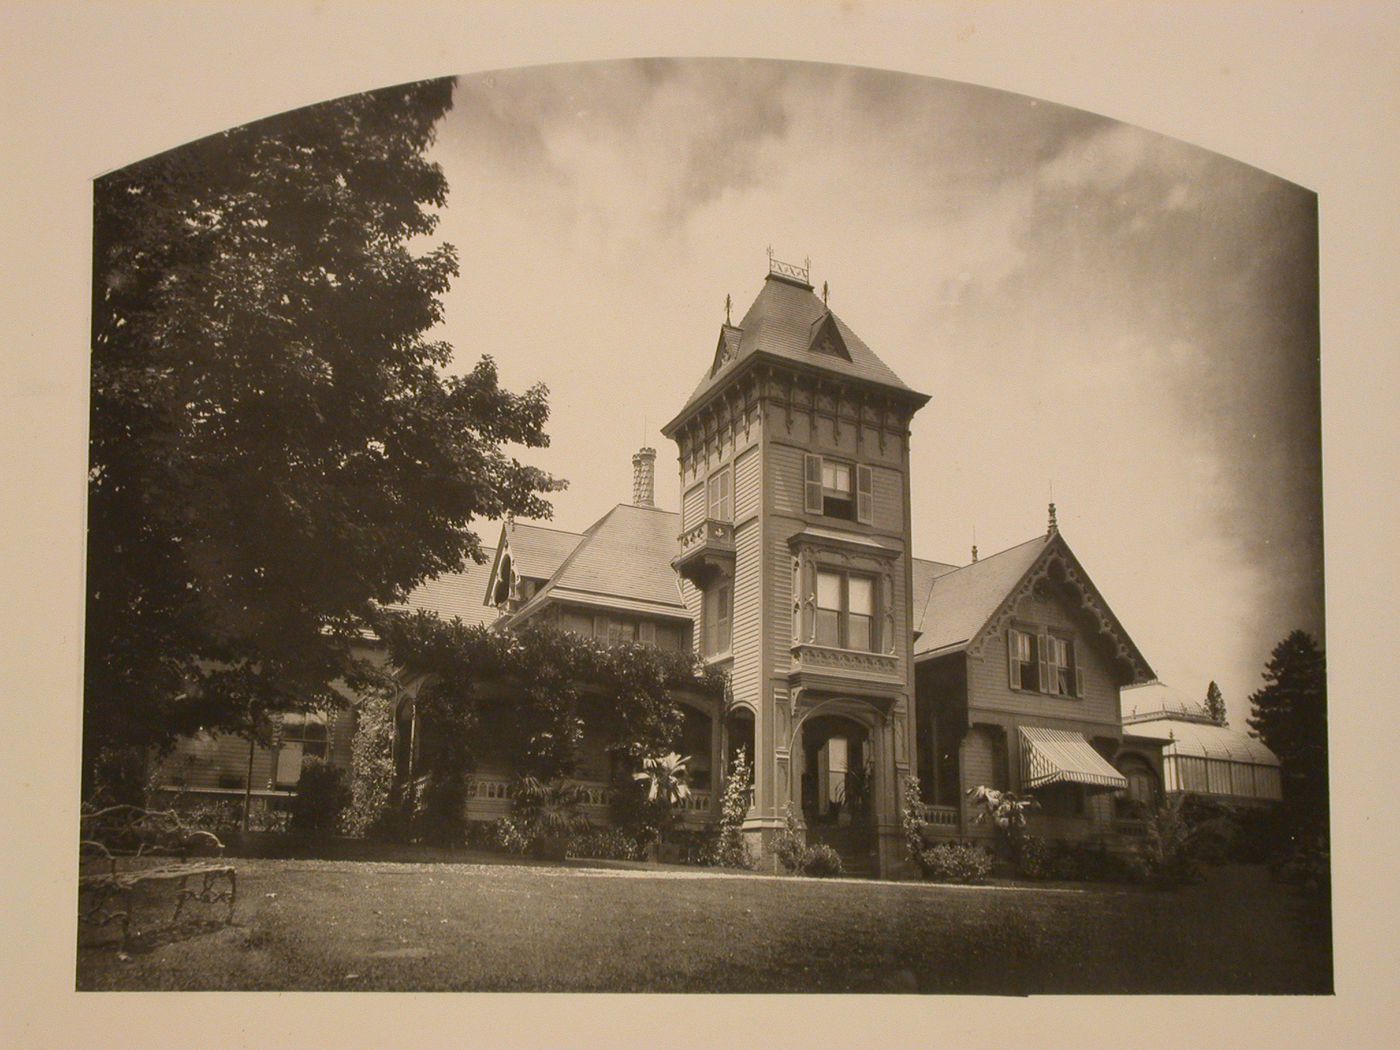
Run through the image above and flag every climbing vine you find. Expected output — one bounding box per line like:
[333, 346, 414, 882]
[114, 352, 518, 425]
[355, 610, 728, 843]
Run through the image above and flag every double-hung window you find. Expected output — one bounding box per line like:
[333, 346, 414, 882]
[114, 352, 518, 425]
[803, 454, 873, 524]
[704, 581, 732, 656]
[1008, 628, 1082, 697]
[707, 467, 732, 522]
[277, 711, 330, 787]
[1008, 628, 1039, 691]
[815, 570, 876, 651]
[1047, 636, 1081, 697]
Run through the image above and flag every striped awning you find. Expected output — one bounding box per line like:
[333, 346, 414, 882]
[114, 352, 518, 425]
[1019, 726, 1127, 791]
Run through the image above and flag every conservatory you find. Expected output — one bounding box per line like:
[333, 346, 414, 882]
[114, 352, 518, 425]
[1124, 715, 1282, 805]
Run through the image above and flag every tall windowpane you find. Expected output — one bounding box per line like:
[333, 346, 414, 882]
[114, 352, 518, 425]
[816, 572, 841, 648]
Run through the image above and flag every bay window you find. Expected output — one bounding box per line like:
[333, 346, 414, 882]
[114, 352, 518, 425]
[815, 569, 876, 651]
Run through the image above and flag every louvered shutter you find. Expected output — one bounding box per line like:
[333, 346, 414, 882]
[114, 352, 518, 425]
[804, 454, 824, 514]
[1007, 629, 1021, 688]
[856, 464, 873, 524]
[639, 621, 656, 647]
[1074, 650, 1084, 699]
[1037, 633, 1050, 693]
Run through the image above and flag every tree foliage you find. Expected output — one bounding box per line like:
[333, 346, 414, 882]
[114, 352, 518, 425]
[84, 78, 560, 797]
[1203, 680, 1227, 725]
[1247, 630, 1328, 838]
[367, 612, 727, 843]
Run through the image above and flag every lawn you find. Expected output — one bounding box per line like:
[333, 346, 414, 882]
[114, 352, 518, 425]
[75, 859, 1331, 993]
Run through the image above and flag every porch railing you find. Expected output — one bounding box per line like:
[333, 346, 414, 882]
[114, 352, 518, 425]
[464, 776, 712, 818]
[925, 804, 959, 828]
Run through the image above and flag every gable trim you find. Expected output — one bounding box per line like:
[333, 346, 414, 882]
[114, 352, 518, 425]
[964, 533, 1155, 685]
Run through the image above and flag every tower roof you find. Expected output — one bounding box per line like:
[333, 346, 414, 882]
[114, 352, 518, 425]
[663, 272, 928, 435]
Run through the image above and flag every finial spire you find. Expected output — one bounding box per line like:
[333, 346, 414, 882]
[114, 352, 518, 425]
[822, 280, 828, 305]
[725, 293, 732, 325]
[1047, 502, 1058, 535]
[971, 525, 978, 563]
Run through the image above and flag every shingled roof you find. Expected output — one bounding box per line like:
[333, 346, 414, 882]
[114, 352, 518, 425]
[913, 535, 1051, 658]
[385, 546, 502, 630]
[509, 502, 688, 622]
[484, 520, 585, 607]
[665, 273, 928, 433]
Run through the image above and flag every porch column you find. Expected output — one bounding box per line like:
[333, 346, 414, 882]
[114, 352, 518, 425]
[709, 703, 722, 817]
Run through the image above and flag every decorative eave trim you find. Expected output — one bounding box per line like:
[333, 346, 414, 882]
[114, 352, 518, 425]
[965, 533, 1156, 685]
[662, 350, 929, 438]
[786, 527, 903, 558]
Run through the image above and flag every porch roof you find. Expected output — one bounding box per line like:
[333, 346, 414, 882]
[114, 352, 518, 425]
[1019, 726, 1127, 792]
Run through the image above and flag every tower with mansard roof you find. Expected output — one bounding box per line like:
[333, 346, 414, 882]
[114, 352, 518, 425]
[662, 255, 930, 876]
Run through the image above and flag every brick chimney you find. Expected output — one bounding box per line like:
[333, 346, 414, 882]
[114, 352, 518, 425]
[631, 447, 657, 507]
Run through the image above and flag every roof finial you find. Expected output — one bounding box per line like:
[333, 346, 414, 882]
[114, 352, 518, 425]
[1047, 502, 1058, 535]
[822, 280, 828, 305]
[725, 293, 732, 325]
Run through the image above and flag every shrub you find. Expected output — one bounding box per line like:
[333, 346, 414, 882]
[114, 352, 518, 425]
[901, 776, 928, 861]
[919, 843, 992, 884]
[770, 807, 811, 874]
[565, 827, 644, 861]
[803, 844, 844, 878]
[712, 747, 756, 870]
[1015, 834, 1055, 880]
[1135, 796, 1204, 887]
[289, 757, 351, 834]
[469, 816, 534, 855]
[343, 686, 402, 839]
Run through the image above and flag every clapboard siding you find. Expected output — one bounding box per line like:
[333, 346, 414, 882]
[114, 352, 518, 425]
[155, 731, 278, 792]
[683, 482, 705, 530]
[680, 577, 703, 655]
[734, 445, 760, 521]
[731, 520, 762, 708]
[768, 442, 806, 518]
[768, 532, 795, 669]
[965, 588, 1123, 729]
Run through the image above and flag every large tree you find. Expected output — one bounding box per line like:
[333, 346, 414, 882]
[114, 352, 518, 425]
[1247, 630, 1328, 839]
[85, 78, 559, 799]
[1203, 680, 1227, 725]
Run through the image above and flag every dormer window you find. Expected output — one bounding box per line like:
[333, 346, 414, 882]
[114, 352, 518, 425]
[803, 454, 873, 524]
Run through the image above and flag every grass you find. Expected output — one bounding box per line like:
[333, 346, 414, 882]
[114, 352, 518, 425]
[75, 859, 1331, 993]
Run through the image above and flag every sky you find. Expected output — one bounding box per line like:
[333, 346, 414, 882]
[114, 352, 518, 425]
[420, 59, 1322, 728]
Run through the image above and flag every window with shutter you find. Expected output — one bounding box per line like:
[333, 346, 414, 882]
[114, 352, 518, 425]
[707, 466, 733, 522]
[856, 464, 873, 524]
[1009, 629, 1039, 691]
[804, 454, 824, 514]
[1037, 633, 1050, 692]
[1047, 636, 1078, 697]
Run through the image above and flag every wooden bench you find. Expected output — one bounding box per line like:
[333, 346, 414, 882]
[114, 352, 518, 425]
[79, 805, 237, 950]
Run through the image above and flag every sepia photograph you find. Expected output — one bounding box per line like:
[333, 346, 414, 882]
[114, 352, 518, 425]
[70, 55, 1333, 997]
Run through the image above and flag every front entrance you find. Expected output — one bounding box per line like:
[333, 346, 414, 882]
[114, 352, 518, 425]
[800, 714, 876, 876]
[800, 715, 872, 827]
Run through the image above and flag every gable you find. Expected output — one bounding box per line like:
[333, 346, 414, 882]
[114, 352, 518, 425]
[966, 534, 1155, 686]
[808, 311, 851, 361]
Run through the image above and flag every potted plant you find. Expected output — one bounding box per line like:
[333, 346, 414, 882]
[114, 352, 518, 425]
[513, 776, 590, 861]
[632, 752, 691, 862]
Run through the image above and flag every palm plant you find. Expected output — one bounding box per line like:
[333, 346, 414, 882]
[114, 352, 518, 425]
[513, 775, 591, 859]
[632, 752, 691, 858]
[967, 784, 1038, 858]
